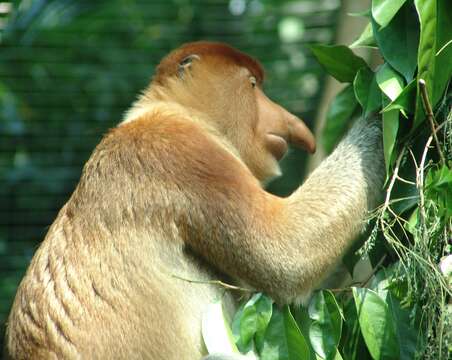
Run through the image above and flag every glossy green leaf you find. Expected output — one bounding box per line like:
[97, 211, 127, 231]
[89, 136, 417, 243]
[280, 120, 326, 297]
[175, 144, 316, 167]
[254, 294, 273, 353]
[261, 305, 310, 360]
[382, 109, 399, 175]
[433, 0, 452, 106]
[350, 23, 376, 48]
[232, 293, 273, 353]
[309, 45, 367, 83]
[414, 0, 437, 128]
[414, 0, 452, 129]
[202, 300, 239, 355]
[385, 293, 419, 360]
[382, 80, 416, 116]
[426, 165, 452, 189]
[341, 298, 372, 360]
[376, 63, 405, 101]
[372, 3, 419, 82]
[372, 0, 408, 28]
[322, 85, 358, 153]
[292, 305, 317, 360]
[353, 67, 381, 116]
[353, 287, 400, 360]
[308, 290, 343, 360]
[370, 270, 420, 360]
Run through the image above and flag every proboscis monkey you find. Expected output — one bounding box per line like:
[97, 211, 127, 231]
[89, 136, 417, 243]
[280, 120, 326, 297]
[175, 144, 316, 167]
[5, 42, 384, 360]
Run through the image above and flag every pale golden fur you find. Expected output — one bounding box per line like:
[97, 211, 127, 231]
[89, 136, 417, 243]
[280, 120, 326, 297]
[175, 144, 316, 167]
[5, 42, 384, 360]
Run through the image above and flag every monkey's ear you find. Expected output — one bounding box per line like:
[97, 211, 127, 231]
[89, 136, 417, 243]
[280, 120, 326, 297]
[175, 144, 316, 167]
[178, 54, 200, 78]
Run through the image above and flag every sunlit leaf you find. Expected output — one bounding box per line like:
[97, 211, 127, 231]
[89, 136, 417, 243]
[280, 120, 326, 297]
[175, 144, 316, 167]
[232, 293, 273, 353]
[413, 0, 437, 128]
[353, 67, 381, 116]
[261, 305, 310, 360]
[382, 80, 416, 116]
[376, 63, 405, 101]
[308, 290, 343, 360]
[372, 3, 419, 82]
[202, 299, 239, 355]
[372, 0, 408, 28]
[322, 85, 358, 153]
[433, 0, 452, 106]
[353, 287, 400, 360]
[350, 23, 376, 48]
[309, 45, 367, 83]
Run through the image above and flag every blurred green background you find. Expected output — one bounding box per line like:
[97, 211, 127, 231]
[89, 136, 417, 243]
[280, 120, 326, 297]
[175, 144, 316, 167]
[0, 0, 341, 348]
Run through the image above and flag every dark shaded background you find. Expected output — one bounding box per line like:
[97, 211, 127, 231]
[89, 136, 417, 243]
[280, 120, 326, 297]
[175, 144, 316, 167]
[0, 0, 341, 348]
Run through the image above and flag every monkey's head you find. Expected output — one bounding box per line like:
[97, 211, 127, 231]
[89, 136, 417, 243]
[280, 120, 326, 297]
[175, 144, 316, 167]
[151, 41, 316, 181]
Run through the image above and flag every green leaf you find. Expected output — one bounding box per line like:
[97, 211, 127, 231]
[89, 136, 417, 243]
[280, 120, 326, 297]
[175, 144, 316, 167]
[382, 80, 416, 116]
[353, 287, 400, 360]
[372, 0, 408, 28]
[341, 298, 372, 360]
[426, 165, 452, 189]
[414, 0, 452, 128]
[372, 3, 419, 82]
[425, 165, 452, 217]
[433, 0, 452, 106]
[405, 208, 419, 235]
[261, 305, 310, 360]
[385, 293, 419, 360]
[353, 67, 381, 116]
[254, 294, 274, 353]
[414, 0, 437, 128]
[202, 299, 239, 355]
[376, 63, 405, 101]
[232, 293, 273, 353]
[348, 9, 371, 17]
[308, 290, 343, 360]
[350, 23, 377, 48]
[292, 305, 317, 360]
[382, 109, 399, 175]
[309, 45, 367, 83]
[322, 85, 359, 153]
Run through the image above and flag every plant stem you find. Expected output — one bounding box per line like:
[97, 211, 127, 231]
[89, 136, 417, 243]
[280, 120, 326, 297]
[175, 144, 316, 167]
[171, 274, 253, 292]
[419, 79, 446, 165]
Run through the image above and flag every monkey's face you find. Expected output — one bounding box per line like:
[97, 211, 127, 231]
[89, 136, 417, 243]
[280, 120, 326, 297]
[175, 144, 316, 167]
[250, 82, 316, 180]
[218, 65, 316, 182]
[152, 42, 316, 182]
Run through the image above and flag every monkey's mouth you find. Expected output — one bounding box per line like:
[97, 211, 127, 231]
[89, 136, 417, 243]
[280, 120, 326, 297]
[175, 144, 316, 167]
[267, 134, 288, 161]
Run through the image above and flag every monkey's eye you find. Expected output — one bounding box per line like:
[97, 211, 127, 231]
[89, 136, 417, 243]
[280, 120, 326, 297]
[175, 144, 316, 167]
[249, 76, 257, 88]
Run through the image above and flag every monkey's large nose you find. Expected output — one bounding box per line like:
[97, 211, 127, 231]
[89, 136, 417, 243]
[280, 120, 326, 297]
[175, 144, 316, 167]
[257, 87, 316, 155]
[286, 113, 316, 154]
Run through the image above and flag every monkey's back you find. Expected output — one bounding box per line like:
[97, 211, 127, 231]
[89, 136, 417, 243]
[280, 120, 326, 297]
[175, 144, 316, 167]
[4, 114, 234, 359]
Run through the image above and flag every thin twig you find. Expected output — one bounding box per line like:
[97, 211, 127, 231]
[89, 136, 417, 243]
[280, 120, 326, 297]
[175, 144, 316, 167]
[417, 136, 433, 229]
[171, 274, 253, 292]
[383, 148, 406, 213]
[395, 175, 416, 185]
[362, 254, 388, 287]
[419, 79, 446, 165]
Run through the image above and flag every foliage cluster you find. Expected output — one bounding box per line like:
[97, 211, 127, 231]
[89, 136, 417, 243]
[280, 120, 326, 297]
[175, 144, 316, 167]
[203, 0, 451, 359]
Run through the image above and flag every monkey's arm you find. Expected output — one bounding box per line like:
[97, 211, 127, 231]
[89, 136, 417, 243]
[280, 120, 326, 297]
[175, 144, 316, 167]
[180, 118, 384, 303]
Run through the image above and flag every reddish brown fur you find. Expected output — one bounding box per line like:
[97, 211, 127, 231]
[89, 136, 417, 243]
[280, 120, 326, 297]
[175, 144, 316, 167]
[153, 41, 264, 85]
[5, 42, 383, 360]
